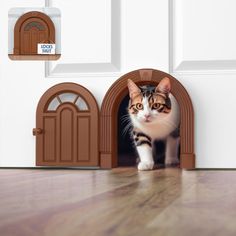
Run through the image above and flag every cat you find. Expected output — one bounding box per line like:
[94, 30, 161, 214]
[127, 77, 180, 171]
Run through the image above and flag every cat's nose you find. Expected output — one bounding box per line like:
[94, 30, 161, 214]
[144, 114, 151, 119]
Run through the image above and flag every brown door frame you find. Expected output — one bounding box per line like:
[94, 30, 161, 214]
[34, 83, 99, 167]
[14, 11, 55, 55]
[100, 69, 195, 169]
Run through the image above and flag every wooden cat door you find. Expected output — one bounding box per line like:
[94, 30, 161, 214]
[33, 83, 99, 167]
[12, 11, 57, 58]
[100, 69, 195, 169]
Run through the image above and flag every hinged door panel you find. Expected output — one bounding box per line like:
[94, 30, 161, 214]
[34, 83, 99, 167]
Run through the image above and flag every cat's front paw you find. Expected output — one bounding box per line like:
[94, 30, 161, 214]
[138, 161, 154, 171]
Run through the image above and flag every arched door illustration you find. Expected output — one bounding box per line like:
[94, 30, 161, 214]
[14, 11, 55, 55]
[33, 83, 99, 167]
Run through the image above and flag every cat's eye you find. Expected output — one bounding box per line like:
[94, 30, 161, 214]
[136, 103, 143, 110]
[152, 103, 160, 109]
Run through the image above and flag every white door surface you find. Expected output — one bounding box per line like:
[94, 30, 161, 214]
[0, 0, 236, 168]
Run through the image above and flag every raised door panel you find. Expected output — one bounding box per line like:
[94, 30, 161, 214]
[90, 116, 99, 166]
[31, 31, 38, 54]
[59, 108, 74, 162]
[39, 31, 47, 43]
[77, 116, 90, 162]
[21, 31, 31, 54]
[45, 0, 121, 77]
[172, 0, 236, 72]
[43, 117, 56, 162]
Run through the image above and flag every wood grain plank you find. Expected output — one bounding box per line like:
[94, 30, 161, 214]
[0, 169, 236, 236]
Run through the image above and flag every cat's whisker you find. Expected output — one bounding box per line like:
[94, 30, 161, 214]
[120, 115, 130, 121]
[121, 114, 130, 117]
[122, 122, 133, 137]
[120, 116, 130, 121]
[121, 120, 130, 126]
[120, 116, 131, 126]
[121, 116, 129, 119]
[122, 124, 131, 135]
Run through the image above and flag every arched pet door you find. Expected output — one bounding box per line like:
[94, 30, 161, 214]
[33, 83, 99, 167]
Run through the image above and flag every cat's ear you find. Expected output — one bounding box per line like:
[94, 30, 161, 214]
[156, 77, 171, 94]
[127, 79, 141, 99]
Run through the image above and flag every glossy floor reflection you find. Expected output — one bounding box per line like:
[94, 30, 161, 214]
[0, 168, 236, 236]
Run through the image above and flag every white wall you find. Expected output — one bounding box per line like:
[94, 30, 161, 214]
[0, 0, 235, 168]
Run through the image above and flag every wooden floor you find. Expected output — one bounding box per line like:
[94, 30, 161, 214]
[0, 168, 236, 236]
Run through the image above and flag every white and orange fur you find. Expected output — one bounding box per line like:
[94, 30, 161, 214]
[127, 77, 180, 170]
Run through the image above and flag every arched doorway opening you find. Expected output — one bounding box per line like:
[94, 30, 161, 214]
[100, 69, 195, 169]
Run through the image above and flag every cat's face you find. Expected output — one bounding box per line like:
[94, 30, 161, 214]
[127, 78, 172, 123]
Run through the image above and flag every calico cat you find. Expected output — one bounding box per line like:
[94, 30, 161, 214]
[127, 77, 180, 170]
